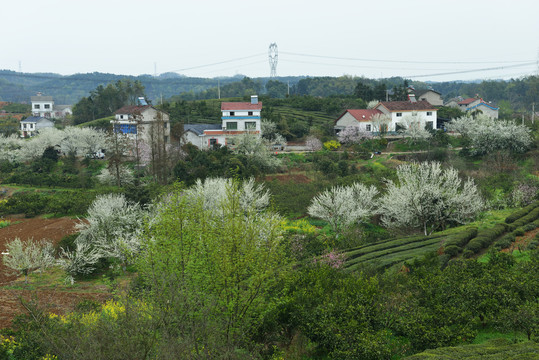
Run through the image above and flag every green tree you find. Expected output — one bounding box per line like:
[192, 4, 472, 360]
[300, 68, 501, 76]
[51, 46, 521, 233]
[138, 181, 288, 354]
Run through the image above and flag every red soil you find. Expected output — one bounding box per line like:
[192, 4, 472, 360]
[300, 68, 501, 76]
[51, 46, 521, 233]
[0, 217, 110, 329]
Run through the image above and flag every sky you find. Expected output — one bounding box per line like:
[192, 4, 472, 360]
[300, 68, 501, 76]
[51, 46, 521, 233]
[3, 0, 539, 82]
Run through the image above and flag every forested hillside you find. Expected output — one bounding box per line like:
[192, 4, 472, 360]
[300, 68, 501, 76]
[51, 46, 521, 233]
[3, 69, 539, 115]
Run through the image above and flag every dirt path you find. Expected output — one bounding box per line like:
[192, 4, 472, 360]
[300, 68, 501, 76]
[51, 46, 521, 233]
[0, 217, 110, 329]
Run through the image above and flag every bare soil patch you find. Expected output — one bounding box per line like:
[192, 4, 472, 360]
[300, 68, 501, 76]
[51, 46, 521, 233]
[0, 217, 110, 329]
[501, 228, 539, 253]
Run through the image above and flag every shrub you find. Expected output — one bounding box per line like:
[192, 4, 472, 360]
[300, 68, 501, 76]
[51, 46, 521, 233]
[463, 249, 475, 258]
[323, 140, 341, 151]
[464, 223, 509, 254]
[505, 201, 539, 223]
[494, 238, 513, 250]
[513, 228, 525, 236]
[444, 245, 460, 257]
[527, 240, 538, 250]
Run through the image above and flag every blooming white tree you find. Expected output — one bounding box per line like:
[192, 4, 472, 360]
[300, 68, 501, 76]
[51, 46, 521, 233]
[308, 183, 378, 232]
[231, 133, 281, 169]
[57, 242, 101, 284]
[184, 177, 270, 217]
[366, 100, 379, 109]
[75, 194, 145, 264]
[338, 126, 372, 145]
[305, 136, 323, 151]
[60, 127, 107, 157]
[97, 165, 135, 186]
[0, 134, 22, 162]
[399, 115, 432, 143]
[2, 238, 55, 283]
[370, 113, 391, 137]
[447, 114, 532, 155]
[379, 162, 484, 235]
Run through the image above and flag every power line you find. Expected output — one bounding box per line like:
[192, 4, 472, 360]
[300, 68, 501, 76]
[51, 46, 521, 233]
[163, 53, 266, 74]
[280, 51, 534, 65]
[405, 62, 536, 78]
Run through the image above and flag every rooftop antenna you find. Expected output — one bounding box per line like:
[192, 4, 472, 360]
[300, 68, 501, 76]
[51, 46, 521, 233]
[268, 43, 278, 77]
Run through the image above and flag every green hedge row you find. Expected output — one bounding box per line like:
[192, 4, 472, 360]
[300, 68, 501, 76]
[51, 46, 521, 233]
[344, 232, 447, 256]
[464, 223, 510, 255]
[504, 201, 539, 223]
[442, 228, 478, 256]
[345, 236, 443, 267]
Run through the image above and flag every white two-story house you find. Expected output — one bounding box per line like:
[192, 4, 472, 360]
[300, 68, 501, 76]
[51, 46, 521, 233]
[20, 116, 54, 137]
[31, 92, 72, 119]
[375, 101, 437, 132]
[112, 104, 170, 145]
[183, 95, 262, 148]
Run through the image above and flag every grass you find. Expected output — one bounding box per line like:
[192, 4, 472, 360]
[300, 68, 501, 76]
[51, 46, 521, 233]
[479, 249, 532, 263]
[0, 220, 11, 229]
[473, 328, 527, 344]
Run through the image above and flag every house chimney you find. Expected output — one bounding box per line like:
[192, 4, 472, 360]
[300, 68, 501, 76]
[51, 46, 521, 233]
[251, 95, 258, 104]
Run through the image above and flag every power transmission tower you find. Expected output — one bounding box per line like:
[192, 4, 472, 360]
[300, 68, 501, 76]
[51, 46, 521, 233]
[268, 43, 278, 77]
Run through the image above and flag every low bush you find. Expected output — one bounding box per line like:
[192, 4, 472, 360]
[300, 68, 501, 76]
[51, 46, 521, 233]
[443, 245, 460, 257]
[504, 201, 539, 223]
[465, 223, 509, 254]
[527, 240, 538, 250]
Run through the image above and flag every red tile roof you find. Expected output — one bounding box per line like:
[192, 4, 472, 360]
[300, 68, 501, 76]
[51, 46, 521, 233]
[457, 98, 478, 105]
[377, 100, 436, 112]
[114, 105, 152, 115]
[221, 102, 262, 111]
[338, 109, 383, 123]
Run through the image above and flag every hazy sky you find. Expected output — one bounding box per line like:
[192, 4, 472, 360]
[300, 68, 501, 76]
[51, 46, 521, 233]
[3, 0, 539, 82]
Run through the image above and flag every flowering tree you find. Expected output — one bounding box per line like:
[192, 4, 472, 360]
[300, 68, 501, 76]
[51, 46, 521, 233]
[308, 183, 378, 233]
[305, 136, 323, 151]
[2, 238, 55, 283]
[379, 162, 484, 235]
[399, 115, 432, 143]
[337, 126, 372, 145]
[231, 133, 281, 169]
[370, 113, 391, 137]
[74, 194, 145, 266]
[184, 177, 270, 217]
[447, 114, 532, 155]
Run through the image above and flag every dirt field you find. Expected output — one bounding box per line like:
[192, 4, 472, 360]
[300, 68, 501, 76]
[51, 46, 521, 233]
[0, 217, 110, 329]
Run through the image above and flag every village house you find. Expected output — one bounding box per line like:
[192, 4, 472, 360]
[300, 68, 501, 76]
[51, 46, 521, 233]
[111, 102, 170, 145]
[447, 97, 499, 119]
[415, 89, 443, 106]
[375, 100, 438, 132]
[334, 100, 438, 135]
[334, 109, 384, 134]
[20, 116, 54, 137]
[183, 95, 262, 149]
[31, 92, 72, 119]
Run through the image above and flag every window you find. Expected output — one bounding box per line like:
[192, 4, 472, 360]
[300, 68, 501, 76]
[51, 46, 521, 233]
[34, 104, 40, 109]
[427, 111, 433, 116]
[245, 121, 256, 130]
[425, 121, 434, 130]
[114, 124, 137, 134]
[230, 111, 235, 116]
[226, 122, 237, 130]
[396, 112, 402, 117]
[248, 111, 253, 116]
[209, 138, 218, 146]
[44, 104, 50, 109]
[163, 122, 168, 129]
[366, 124, 371, 132]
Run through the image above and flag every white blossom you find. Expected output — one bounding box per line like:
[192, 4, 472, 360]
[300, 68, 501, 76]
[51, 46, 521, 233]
[379, 161, 484, 235]
[308, 183, 378, 232]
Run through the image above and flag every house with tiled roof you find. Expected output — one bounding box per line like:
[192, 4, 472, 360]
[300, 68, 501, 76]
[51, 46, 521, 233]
[20, 116, 54, 137]
[31, 92, 72, 119]
[415, 89, 443, 106]
[375, 100, 438, 131]
[111, 103, 170, 144]
[456, 98, 499, 119]
[334, 109, 384, 134]
[183, 95, 262, 149]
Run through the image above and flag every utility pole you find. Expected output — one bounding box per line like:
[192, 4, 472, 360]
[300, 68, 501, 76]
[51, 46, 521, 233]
[287, 81, 290, 96]
[218, 79, 221, 99]
[533, 103, 535, 124]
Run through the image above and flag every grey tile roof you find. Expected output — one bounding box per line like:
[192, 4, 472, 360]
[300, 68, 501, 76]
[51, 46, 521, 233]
[184, 124, 221, 135]
[21, 116, 46, 123]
